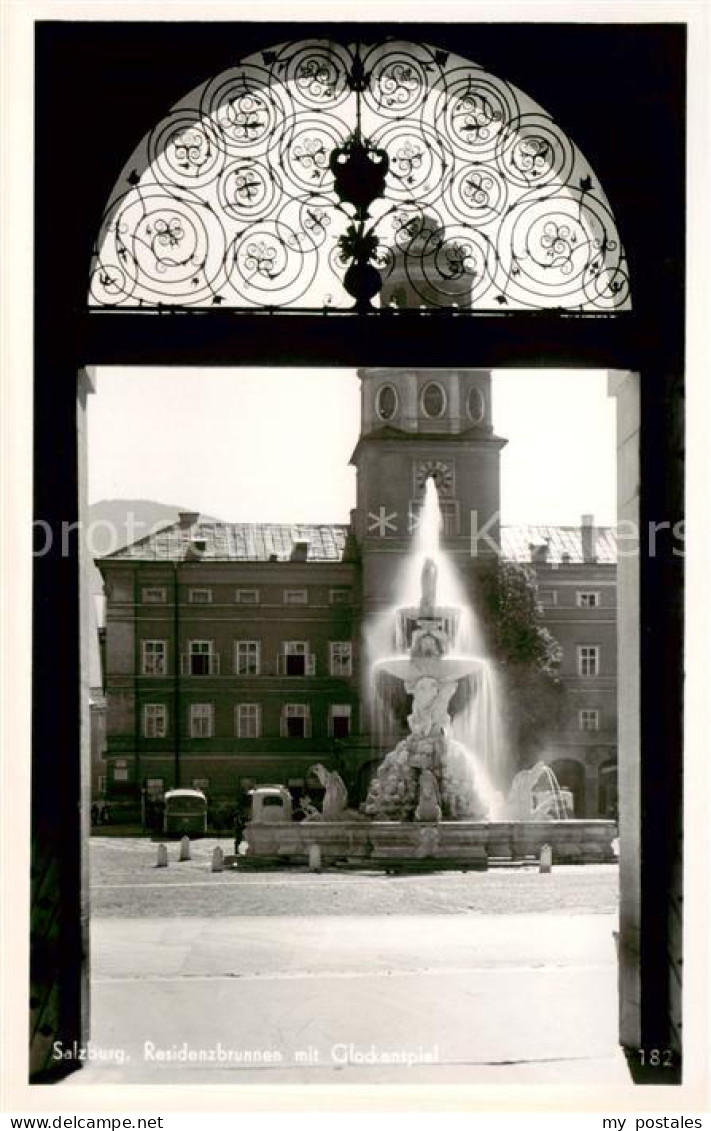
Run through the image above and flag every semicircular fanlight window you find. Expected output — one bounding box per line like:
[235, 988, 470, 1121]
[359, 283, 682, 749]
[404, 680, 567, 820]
[90, 39, 631, 312]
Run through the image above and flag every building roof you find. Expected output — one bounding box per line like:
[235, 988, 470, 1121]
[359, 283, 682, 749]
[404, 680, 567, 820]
[100, 521, 351, 564]
[99, 518, 617, 566]
[500, 525, 617, 565]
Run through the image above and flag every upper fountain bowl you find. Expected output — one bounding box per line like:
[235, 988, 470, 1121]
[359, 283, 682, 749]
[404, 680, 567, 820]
[374, 653, 485, 683]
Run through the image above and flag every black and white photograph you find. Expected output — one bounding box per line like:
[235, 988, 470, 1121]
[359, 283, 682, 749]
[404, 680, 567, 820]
[2, 3, 709, 1119]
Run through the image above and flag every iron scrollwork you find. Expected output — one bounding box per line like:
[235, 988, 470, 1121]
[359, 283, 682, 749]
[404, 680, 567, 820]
[89, 39, 631, 312]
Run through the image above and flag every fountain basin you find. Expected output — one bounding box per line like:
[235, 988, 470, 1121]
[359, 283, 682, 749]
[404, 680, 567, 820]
[243, 819, 618, 869]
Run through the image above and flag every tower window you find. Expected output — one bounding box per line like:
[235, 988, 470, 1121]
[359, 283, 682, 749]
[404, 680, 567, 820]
[467, 385, 485, 423]
[421, 382, 447, 418]
[409, 499, 460, 536]
[375, 383, 398, 421]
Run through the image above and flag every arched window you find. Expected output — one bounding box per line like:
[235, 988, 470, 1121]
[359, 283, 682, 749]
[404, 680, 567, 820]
[90, 38, 630, 313]
[375, 383, 398, 421]
[466, 385, 485, 424]
[420, 381, 447, 418]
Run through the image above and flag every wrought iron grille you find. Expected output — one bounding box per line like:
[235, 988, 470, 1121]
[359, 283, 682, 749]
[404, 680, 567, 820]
[89, 39, 631, 312]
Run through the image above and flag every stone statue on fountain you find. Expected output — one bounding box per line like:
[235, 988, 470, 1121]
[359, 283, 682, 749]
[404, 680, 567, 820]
[364, 557, 490, 823]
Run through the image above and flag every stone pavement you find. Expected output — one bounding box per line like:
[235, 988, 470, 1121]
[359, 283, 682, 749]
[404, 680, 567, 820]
[67, 911, 629, 1085]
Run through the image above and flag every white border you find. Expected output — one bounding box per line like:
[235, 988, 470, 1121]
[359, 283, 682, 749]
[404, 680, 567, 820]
[2, 0, 709, 1116]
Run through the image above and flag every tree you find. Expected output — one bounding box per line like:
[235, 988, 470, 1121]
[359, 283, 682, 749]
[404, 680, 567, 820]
[476, 559, 565, 767]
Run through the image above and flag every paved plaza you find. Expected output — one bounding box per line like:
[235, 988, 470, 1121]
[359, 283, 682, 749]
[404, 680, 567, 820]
[70, 837, 629, 1086]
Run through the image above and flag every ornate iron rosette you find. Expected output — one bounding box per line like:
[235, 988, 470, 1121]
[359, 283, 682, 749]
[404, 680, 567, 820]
[89, 38, 631, 312]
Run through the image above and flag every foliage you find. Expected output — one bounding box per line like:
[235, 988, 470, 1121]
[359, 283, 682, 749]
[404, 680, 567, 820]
[476, 560, 565, 764]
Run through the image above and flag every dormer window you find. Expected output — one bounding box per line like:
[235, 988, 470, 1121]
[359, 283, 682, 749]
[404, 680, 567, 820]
[375, 383, 398, 421]
[421, 382, 447, 418]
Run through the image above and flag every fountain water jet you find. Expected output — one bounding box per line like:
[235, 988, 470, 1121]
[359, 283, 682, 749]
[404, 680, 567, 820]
[244, 478, 618, 866]
[364, 478, 507, 818]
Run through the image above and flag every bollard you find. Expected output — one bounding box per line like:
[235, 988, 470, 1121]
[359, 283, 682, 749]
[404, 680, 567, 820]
[156, 843, 168, 868]
[539, 844, 553, 873]
[179, 835, 191, 862]
[308, 844, 322, 873]
[211, 846, 224, 873]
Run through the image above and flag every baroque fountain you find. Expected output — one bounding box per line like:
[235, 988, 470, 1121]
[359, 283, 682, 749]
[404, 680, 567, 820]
[244, 481, 616, 869]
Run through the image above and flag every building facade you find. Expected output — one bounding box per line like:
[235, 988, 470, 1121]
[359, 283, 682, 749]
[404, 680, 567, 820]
[97, 368, 617, 818]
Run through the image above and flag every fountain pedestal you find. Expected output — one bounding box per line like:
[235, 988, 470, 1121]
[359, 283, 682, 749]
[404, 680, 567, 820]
[243, 818, 617, 868]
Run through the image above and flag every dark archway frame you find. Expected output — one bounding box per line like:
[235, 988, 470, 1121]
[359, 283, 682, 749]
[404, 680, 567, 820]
[32, 20, 685, 1083]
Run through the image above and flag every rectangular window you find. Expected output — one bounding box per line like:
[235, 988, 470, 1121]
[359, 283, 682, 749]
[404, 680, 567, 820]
[329, 588, 352, 605]
[577, 591, 601, 608]
[235, 703, 261, 738]
[97, 774, 107, 794]
[440, 501, 460, 537]
[190, 703, 214, 738]
[329, 704, 351, 739]
[114, 767, 129, 782]
[283, 589, 307, 605]
[192, 778, 210, 792]
[142, 586, 167, 603]
[185, 640, 218, 676]
[281, 704, 311, 739]
[279, 641, 315, 676]
[578, 645, 600, 677]
[235, 589, 260, 604]
[579, 709, 600, 732]
[189, 587, 213, 604]
[142, 704, 167, 738]
[409, 500, 460, 536]
[329, 641, 353, 677]
[141, 639, 167, 676]
[538, 589, 557, 607]
[234, 640, 261, 676]
[145, 777, 164, 797]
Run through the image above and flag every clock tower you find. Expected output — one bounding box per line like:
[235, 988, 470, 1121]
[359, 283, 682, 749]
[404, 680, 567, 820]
[350, 368, 507, 618]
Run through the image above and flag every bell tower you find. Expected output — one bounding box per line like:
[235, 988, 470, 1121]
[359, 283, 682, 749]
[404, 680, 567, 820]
[350, 368, 507, 615]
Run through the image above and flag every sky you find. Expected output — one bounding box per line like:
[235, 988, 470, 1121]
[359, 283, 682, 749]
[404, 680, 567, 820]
[87, 367, 617, 527]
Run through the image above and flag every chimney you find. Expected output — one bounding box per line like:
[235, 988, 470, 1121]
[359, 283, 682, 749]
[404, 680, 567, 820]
[529, 540, 549, 564]
[179, 510, 199, 528]
[581, 513, 596, 563]
[290, 540, 310, 562]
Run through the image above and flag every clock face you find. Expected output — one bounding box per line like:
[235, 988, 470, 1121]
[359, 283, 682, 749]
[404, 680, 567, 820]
[414, 458, 455, 497]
